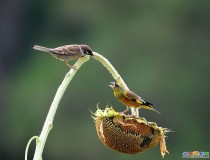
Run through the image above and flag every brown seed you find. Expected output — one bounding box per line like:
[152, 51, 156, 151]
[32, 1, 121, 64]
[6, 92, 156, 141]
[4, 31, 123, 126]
[92, 107, 170, 158]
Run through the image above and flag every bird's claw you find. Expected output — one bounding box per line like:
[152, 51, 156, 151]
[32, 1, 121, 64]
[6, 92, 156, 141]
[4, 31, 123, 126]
[120, 107, 129, 114]
[70, 65, 77, 70]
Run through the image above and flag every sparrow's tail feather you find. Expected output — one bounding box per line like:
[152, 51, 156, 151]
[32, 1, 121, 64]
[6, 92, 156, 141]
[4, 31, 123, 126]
[33, 45, 52, 53]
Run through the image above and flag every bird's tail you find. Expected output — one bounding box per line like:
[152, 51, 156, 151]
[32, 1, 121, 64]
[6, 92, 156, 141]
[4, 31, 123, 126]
[142, 101, 160, 114]
[143, 101, 153, 108]
[33, 45, 52, 53]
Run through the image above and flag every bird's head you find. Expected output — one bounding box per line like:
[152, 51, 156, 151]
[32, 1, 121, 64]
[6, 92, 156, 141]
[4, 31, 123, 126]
[80, 45, 93, 56]
[109, 82, 124, 93]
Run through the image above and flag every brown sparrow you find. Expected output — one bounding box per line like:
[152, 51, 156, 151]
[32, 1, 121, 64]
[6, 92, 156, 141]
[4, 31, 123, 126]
[33, 44, 93, 68]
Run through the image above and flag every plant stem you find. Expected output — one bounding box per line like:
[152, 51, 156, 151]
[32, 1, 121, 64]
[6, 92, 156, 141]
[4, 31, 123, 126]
[25, 136, 39, 160]
[32, 56, 90, 160]
[92, 52, 139, 117]
[27, 52, 138, 160]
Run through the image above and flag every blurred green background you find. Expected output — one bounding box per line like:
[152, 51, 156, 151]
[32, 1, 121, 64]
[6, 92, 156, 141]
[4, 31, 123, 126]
[0, 0, 210, 160]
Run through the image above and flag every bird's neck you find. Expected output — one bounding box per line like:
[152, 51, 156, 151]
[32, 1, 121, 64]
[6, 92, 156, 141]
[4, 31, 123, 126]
[114, 90, 122, 97]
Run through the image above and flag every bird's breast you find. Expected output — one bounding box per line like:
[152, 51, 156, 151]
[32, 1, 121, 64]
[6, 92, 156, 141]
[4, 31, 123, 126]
[52, 54, 81, 61]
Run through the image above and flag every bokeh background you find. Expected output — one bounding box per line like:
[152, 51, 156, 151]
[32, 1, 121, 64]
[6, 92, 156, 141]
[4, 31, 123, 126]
[0, 0, 210, 160]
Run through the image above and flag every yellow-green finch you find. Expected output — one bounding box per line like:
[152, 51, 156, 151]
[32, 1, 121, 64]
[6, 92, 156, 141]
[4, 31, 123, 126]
[109, 82, 159, 114]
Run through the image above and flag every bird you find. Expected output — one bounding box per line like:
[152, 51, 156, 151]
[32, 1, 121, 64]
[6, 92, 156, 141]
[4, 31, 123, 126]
[109, 82, 159, 114]
[33, 44, 93, 68]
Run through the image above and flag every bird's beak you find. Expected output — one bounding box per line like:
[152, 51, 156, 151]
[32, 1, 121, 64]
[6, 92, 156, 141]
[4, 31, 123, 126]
[88, 51, 93, 56]
[109, 82, 115, 88]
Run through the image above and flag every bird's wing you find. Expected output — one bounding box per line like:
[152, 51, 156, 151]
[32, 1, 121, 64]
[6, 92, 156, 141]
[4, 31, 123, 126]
[52, 45, 77, 56]
[124, 90, 144, 104]
[62, 46, 77, 55]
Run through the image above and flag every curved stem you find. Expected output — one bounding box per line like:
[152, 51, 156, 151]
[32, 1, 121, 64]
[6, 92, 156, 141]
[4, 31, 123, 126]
[27, 52, 138, 160]
[92, 52, 138, 117]
[25, 136, 39, 160]
[32, 56, 90, 160]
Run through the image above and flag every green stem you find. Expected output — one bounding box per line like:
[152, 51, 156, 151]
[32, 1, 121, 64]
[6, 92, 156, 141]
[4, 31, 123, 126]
[25, 136, 39, 160]
[92, 52, 138, 117]
[32, 56, 90, 160]
[26, 52, 138, 160]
